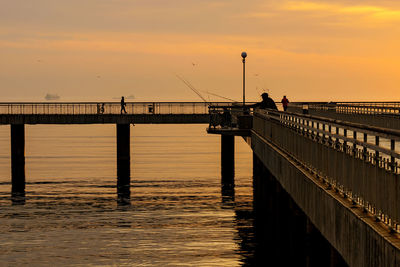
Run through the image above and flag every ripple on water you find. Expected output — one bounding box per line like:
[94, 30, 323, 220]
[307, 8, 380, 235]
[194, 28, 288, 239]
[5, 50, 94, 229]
[0, 124, 255, 266]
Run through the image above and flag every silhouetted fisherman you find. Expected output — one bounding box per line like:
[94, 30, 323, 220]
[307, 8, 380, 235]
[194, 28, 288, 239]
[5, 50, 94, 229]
[249, 93, 278, 110]
[221, 107, 232, 127]
[120, 96, 127, 114]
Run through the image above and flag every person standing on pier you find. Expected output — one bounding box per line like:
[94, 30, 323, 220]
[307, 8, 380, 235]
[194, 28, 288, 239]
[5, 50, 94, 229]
[251, 92, 278, 110]
[281, 95, 289, 111]
[120, 96, 127, 114]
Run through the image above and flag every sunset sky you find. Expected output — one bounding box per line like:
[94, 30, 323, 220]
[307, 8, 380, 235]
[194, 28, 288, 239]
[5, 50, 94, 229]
[1, 0, 400, 102]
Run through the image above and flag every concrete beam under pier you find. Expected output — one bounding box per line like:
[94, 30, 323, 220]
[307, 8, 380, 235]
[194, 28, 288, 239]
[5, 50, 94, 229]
[11, 124, 25, 196]
[0, 114, 209, 125]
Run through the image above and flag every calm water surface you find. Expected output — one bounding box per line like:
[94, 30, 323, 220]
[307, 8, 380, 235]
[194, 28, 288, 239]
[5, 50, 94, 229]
[0, 124, 257, 266]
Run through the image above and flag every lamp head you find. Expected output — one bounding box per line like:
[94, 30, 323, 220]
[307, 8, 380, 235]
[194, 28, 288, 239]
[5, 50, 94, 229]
[241, 51, 247, 59]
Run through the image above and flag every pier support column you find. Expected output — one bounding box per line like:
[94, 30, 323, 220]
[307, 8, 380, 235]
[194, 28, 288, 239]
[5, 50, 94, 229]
[221, 134, 234, 186]
[116, 124, 130, 202]
[11, 124, 25, 197]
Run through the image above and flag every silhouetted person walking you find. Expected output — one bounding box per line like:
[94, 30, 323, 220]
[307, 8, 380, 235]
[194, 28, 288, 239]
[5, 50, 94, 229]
[120, 96, 127, 114]
[281, 95, 289, 111]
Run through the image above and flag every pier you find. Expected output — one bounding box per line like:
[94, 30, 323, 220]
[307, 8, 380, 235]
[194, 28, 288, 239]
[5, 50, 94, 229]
[0, 102, 231, 201]
[208, 102, 400, 266]
[2, 101, 400, 265]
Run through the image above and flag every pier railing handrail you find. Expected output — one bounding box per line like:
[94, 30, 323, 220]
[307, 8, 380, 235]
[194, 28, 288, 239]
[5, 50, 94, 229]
[207, 103, 258, 128]
[0, 101, 233, 104]
[258, 109, 400, 162]
[253, 109, 400, 230]
[275, 110, 400, 140]
[288, 102, 400, 115]
[0, 102, 234, 115]
[289, 101, 400, 105]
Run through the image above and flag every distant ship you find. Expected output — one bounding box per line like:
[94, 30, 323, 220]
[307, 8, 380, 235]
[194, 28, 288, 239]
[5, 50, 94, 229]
[44, 93, 60, 100]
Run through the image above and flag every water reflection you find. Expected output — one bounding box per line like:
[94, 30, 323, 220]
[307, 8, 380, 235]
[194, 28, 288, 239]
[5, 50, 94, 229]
[0, 124, 256, 266]
[221, 183, 235, 206]
[117, 184, 131, 206]
[11, 192, 25, 205]
[220, 183, 261, 266]
[235, 207, 257, 267]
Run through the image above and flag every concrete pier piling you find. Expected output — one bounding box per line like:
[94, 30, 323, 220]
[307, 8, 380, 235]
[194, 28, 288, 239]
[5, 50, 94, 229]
[116, 124, 131, 202]
[221, 134, 234, 186]
[11, 124, 25, 197]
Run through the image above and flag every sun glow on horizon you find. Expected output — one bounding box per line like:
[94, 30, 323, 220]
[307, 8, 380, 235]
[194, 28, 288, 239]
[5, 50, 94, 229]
[1, 0, 400, 102]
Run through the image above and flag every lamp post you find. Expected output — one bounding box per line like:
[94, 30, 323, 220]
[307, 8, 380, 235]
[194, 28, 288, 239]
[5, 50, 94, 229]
[241, 51, 247, 107]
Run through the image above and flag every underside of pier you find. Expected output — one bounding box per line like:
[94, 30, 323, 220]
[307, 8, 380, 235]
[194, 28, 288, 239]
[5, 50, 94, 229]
[0, 114, 209, 125]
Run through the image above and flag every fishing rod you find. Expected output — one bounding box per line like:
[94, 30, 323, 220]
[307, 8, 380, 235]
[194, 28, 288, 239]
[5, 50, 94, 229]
[199, 90, 237, 102]
[255, 86, 261, 96]
[176, 74, 237, 102]
[176, 75, 208, 102]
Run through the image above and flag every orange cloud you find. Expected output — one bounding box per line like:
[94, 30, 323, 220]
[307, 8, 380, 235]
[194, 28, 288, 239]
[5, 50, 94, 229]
[284, 1, 400, 21]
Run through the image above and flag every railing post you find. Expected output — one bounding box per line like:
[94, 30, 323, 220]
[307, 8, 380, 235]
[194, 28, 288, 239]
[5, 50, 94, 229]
[363, 133, 368, 160]
[296, 117, 299, 132]
[353, 131, 357, 156]
[335, 127, 340, 149]
[375, 136, 380, 166]
[311, 121, 314, 139]
[391, 140, 395, 172]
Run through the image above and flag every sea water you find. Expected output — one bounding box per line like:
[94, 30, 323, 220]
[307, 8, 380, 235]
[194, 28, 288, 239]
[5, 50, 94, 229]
[0, 124, 258, 266]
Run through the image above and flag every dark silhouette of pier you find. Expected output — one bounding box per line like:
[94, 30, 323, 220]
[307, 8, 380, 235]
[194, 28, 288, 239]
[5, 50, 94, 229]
[1, 101, 231, 205]
[208, 102, 400, 266]
[2, 101, 400, 265]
